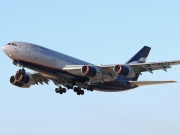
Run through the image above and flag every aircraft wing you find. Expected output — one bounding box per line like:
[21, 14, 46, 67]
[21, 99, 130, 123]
[129, 60, 180, 73]
[62, 65, 85, 76]
[100, 60, 180, 74]
[62, 65, 117, 77]
[129, 80, 177, 86]
[61, 60, 180, 79]
[62, 65, 117, 83]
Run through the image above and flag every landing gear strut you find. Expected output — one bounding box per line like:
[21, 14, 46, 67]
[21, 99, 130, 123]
[18, 69, 26, 74]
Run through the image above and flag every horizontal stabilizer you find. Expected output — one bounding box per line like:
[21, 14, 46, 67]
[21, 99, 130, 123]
[129, 81, 177, 86]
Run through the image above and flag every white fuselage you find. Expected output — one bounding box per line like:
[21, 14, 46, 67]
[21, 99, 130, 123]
[6, 42, 91, 69]
[3, 41, 137, 92]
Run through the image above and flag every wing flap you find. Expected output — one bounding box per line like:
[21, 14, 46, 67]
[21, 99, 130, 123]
[129, 81, 177, 86]
[32, 73, 50, 85]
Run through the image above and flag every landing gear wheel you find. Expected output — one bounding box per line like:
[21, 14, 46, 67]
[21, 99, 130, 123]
[80, 90, 84, 95]
[90, 87, 94, 92]
[77, 91, 81, 95]
[55, 88, 59, 93]
[59, 91, 63, 94]
[74, 87, 78, 92]
[87, 85, 91, 90]
[62, 88, 66, 93]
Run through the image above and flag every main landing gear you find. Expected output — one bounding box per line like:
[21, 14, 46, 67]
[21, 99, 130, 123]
[18, 69, 26, 74]
[54, 85, 94, 96]
[85, 85, 94, 92]
[55, 86, 67, 94]
[73, 87, 84, 95]
[55, 86, 85, 95]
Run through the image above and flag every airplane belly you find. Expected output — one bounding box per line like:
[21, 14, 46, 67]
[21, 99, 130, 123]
[94, 81, 137, 92]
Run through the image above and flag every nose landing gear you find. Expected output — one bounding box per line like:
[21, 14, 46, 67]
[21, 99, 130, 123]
[18, 69, 26, 74]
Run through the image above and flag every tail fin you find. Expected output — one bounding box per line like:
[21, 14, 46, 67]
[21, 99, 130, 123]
[126, 46, 151, 64]
[126, 46, 151, 81]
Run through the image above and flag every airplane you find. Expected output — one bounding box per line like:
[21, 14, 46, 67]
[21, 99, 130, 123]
[2, 42, 180, 95]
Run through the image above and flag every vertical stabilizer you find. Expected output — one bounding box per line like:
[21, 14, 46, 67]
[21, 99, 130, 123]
[126, 46, 151, 81]
[126, 46, 151, 64]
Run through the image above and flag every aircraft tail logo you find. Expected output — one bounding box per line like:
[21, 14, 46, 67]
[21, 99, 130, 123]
[126, 46, 151, 64]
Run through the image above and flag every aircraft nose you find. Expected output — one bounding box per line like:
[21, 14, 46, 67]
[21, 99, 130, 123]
[2, 45, 9, 55]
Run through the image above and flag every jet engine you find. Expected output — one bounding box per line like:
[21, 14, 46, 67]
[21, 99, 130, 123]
[10, 76, 30, 88]
[113, 65, 136, 78]
[81, 66, 97, 77]
[10, 72, 36, 88]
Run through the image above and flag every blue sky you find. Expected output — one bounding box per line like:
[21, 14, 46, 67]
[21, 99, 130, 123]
[0, 0, 180, 135]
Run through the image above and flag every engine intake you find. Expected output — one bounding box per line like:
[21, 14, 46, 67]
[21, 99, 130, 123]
[113, 65, 136, 78]
[81, 66, 97, 77]
[9, 71, 36, 88]
[15, 72, 30, 84]
[10, 76, 30, 88]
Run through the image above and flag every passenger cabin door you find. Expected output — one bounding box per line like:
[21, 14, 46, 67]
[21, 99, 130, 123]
[26, 45, 31, 53]
[52, 52, 56, 61]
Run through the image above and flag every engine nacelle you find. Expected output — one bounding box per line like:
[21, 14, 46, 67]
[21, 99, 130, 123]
[10, 76, 30, 88]
[81, 66, 97, 77]
[113, 65, 136, 78]
[14, 72, 36, 85]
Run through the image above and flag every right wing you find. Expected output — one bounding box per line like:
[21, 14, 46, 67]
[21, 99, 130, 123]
[10, 71, 57, 88]
[31, 72, 54, 85]
[100, 60, 180, 74]
[61, 60, 180, 83]
[129, 60, 180, 73]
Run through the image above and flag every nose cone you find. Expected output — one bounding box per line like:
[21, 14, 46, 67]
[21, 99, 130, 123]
[2, 45, 9, 56]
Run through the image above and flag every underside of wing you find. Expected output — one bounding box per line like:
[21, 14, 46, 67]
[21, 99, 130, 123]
[31, 73, 52, 85]
[10, 70, 55, 88]
[129, 80, 177, 86]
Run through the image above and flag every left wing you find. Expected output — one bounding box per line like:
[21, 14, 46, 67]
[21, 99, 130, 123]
[10, 71, 57, 88]
[31, 72, 53, 85]
[129, 80, 177, 86]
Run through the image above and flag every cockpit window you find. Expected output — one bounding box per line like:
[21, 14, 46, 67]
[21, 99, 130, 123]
[11, 43, 17, 46]
[7, 43, 17, 46]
